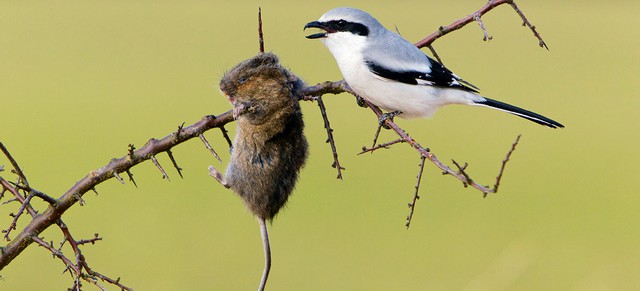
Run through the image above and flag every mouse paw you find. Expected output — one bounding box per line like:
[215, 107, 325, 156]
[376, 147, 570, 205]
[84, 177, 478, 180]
[208, 166, 230, 188]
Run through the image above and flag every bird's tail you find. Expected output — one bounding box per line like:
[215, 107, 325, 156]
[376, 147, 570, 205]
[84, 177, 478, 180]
[475, 97, 564, 129]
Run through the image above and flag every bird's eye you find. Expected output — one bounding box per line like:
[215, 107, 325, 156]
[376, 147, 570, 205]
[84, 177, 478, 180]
[336, 20, 348, 29]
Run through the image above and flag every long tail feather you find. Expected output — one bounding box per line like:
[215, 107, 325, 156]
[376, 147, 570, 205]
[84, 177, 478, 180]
[475, 97, 564, 129]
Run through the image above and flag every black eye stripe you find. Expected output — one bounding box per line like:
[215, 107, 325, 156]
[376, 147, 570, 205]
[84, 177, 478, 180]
[325, 20, 369, 36]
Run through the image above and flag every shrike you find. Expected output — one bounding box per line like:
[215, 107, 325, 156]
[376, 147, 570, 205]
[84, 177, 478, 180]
[304, 7, 563, 128]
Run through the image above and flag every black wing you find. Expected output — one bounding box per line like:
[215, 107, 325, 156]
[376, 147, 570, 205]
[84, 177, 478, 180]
[365, 56, 479, 93]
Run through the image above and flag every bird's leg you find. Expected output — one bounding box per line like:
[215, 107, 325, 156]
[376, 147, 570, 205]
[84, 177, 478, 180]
[370, 111, 401, 148]
[378, 110, 402, 127]
[257, 218, 271, 291]
[355, 96, 368, 108]
[208, 166, 230, 188]
[378, 110, 402, 131]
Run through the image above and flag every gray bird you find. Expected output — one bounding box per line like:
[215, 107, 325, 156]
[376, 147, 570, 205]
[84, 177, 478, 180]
[304, 7, 563, 128]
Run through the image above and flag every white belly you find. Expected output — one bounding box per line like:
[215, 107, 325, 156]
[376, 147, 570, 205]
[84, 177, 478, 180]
[344, 63, 484, 119]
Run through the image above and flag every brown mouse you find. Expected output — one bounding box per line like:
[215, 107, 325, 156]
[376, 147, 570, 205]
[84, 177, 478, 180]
[209, 52, 308, 291]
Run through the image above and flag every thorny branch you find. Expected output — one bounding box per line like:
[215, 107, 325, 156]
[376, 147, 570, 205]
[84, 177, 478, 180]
[1, 143, 134, 289]
[302, 95, 345, 180]
[406, 156, 427, 228]
[414, 0, 548, 49]
[0, 112, 234, 273]
[0, 0, 546, 286]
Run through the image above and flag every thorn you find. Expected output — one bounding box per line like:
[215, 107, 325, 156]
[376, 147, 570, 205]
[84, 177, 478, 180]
[199, 134, 222, 162]
[394, 24, 402, 35]
[73, 194, 85, 206]
[113, 172, 125, 185]
[175, 122, 185, 140]
[219, 126, 233, 148]
[125, 170, 138, 188]
[151, 156, 170, 181]
[166, 150, 183, 179]
[427, 45, 444, 65]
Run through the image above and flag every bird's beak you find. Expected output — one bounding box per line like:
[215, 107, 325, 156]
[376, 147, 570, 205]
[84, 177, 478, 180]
[304, 21, 329, 39]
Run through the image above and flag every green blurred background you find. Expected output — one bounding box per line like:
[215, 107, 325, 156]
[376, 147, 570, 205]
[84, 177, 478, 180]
[1, 0, 639, 290]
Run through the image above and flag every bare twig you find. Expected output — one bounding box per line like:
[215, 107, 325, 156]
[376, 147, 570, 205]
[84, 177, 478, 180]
[474, 13, 493, 41]
[406, 156, 427, 229]
[493, 134, 521, 193]
[507, 1, 548, 49]
[3, 192, 34, 241]
[0, 142, 29, 187]
[451, 160, 472, 188]
[414, 0, 547, 49]
[258, 7, 265, 53]
[32, 221, 132, 291]
[16, 186, 58, 205]
[0, 178, 38, 218]
[1, 197, 18, 206]
[57, 221, 132, 291]
[359, 138, 405, 155]
[315, 96, 345, 179]
[77, 233, 102, 246]
[32, 236, 80, 274]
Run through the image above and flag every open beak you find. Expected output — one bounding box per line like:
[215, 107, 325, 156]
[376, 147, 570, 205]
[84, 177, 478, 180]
[304, 21, 330, 39]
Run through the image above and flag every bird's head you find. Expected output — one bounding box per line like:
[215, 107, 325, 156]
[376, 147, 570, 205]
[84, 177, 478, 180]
[304, 7, 381, 46]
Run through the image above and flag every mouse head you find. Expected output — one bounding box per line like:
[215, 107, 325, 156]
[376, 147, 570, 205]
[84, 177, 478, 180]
[220, 53, 302, 125]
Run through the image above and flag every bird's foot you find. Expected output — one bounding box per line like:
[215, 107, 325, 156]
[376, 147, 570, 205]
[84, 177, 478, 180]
[378, 110, 402, 129]
[355, 96, 368, 108]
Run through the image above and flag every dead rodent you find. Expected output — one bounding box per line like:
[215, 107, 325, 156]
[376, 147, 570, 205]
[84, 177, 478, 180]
[209, 52, 308, 291]
[215, 52, 308, 220]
